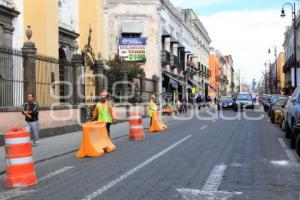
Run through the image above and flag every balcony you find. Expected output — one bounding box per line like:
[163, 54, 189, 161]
[170, 55, 179, 68]
[161, 50, 171, 66]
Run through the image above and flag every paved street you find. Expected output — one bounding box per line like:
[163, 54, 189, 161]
[1, 109, 300, 200]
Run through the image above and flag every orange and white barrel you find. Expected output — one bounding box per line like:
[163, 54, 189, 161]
[4, 128, 37, 188]
[128, 113, 144, 140]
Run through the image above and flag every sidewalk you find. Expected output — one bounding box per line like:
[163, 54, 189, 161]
[0, 116, 175, 174]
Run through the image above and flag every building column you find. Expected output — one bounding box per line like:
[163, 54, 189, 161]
[22, 38, 37, 100]
[153, 75, 160, 102]
[122, 70, 129, 102]
[71, 53, 84, 104]
[94, 59, 104, 97]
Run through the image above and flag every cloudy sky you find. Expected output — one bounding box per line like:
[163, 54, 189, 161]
[170, 0, 295, 84]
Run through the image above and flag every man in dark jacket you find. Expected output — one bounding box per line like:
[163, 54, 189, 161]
[22, 93, 40, 146]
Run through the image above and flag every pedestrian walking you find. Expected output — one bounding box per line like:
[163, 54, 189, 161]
[147, 94, 158, 127]
[93, 91, 116, 138]
[181, 98, 187, 114]
[22, 93, 40, 146]
[174, 99, 181, 116]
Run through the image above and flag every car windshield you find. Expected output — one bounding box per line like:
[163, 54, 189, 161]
[277, 98, 288, 105]
[220, 97, 232, 101]
[237, 94, 251, 101]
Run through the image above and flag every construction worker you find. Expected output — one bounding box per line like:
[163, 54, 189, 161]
[93, 91, 115, 138]
[147, 94, 158, 127]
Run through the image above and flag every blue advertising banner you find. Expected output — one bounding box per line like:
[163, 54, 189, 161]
[119, 37, 147, 45]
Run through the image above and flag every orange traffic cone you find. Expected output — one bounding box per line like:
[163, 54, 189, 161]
[4, 128, 37, 188]
[76, 121, 116, 158]
[128, 113, 145, 140]
[149, 112, 168, 132]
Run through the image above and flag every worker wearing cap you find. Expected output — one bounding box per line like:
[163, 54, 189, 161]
[147, 94, 158, 127]
[93, 91, 115, 137]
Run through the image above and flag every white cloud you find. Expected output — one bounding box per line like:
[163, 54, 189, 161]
[200, 9, 290, 83]
[171, 0, 233, 7]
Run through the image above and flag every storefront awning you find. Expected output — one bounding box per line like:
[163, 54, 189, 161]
[205, 80, 218, 92]
[162, 71, 188, 88]
[188, 79, 201, 88]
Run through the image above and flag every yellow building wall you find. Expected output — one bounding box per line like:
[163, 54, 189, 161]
[277, 52, 285, 92]
[23, 0, 59, 58]
[79, 0, 104, 58]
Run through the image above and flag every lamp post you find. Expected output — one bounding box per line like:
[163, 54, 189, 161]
[268, 47, 278, 93]
[281, 2, 297, 88]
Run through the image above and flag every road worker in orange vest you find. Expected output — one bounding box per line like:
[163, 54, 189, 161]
[93, 91, 116, 138]
[147, 94, 158, 127]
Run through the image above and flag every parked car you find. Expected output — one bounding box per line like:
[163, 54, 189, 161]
[233, 93, 254, 111]
[279, 105, 288, 131]
[218, 96, 234, 110]
[268, 95, 280, 117]
[286, 87, 300, 155]
[262, 94, 272, 112]
[270, 95, 288, 124]
[269, 95, 289, 123]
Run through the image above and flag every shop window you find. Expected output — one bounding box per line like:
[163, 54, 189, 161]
[121, 33, 141, 38]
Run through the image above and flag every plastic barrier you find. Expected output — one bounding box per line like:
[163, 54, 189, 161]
[163, 108, 173, 116]
[129, 113, 145, 140]
[4, 128, 37, 188]
[76, 121, 116, 158]
[149, 111, 168, 132]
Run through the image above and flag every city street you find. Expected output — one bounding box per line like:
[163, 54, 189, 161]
[1, 109, 300, 200]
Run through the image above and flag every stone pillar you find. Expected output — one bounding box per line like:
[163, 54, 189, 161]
[22, 40, 37, 100]
[122, 70, 129, 102]
[71, 53, 84, 104]
[94, 60, 104, 98]
[152, 75, 160, 104]
[140, 74, 147, 103]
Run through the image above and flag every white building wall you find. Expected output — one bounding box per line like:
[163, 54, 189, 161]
[59, 0, 79, 32]
[103, 3, 161, 80]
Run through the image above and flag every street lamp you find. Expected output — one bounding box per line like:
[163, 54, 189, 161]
[281, 2, 297, 88]
[268, 47, 277, 93]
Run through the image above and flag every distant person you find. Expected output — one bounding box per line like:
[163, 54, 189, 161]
[174, 99, 181, 116]
[181, 97, 187, 114]
[22, 93, 40, 146]
[147, 95, 158, 127]
[93, 91, 116, 138]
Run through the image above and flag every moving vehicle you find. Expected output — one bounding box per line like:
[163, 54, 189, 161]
[233, 93, 254, 111]
[218, 96, 234, 110]
[262, 94, 272, 112]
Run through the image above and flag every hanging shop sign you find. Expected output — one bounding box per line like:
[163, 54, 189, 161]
[119, 37, 147, 61]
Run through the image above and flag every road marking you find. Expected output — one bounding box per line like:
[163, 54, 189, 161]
[177, 164, 242, 200]
[278, 138, 298, 162]
[200, 125, 208, 130]
[39, 166, 74, 181]
[82, 135, 192, 200]
[0, 166, 74, 200]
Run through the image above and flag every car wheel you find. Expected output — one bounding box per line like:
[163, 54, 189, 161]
[285, 122, 291, 138]
[291, 125, 296, 149]
[280, 119, 286, 131]
[296, 134, 300, 157]
[271, 113, 275, 124]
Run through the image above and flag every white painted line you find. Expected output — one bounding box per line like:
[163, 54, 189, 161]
[278, 138, 288, 149]
[200, 125, 208, 130]
[177, 164, 242, 200]
[202, 164, 227, 191]
[39, 166, 74, 181]
[278, 138, 298, 163]
[0, 166, 74, 200]
[0, 189, 36, 200]
[285, 150, 298, 163]
[82, 135, 192, 200]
